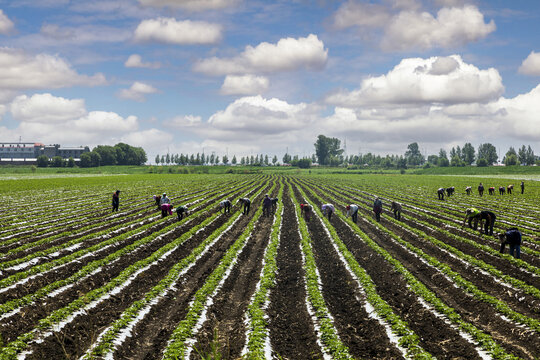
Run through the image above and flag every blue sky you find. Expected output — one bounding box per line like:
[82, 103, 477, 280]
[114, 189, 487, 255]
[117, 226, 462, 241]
[1, 0, 539, 162]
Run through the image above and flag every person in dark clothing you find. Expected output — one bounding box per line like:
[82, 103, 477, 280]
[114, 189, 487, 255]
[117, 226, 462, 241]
[463, 208, 496, 235]
[478, 183, 484, 196]
[239, 197, 251, 215]
[262, 194, 272, 217]
[373, 197, 383, 222]
[112, 190, 120, 212]
[465, 186, 472, 195]
[346, 204, 359, 223]
[219, 199, 232, 213]
[499, 228, 522, 259]
[437, 188, 445, 200]
[499, 186, 506, 195]
[153, 195, 161, 209]
[521, 181, 525, 194]
[507, 184, 513, 194]
[271, 198, 278, 212]
[488, 187, 495, 195]
[446, 186, 455, 197]
[300, 203, 311, 221]
[176, 205, 188, 220]
[390, 201, 402, 220]
[321, 204, 335, 220]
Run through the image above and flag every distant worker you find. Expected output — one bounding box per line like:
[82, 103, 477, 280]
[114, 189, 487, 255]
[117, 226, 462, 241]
[507, 184, 513, 194]
[112, 190, 120, 212]
[488, 187, 495, 195]
[321, 203, 335, 220]
[346, 204, 359, 223]
[219, 199, 232, 213]
[390, 201, 402, 221]
[176, 205, 189, 220]
[499, 186, 506, 195]
[478, 183, 484, 196]
[373, 197, 383, 222]
[463, 208, 496, 236]
[262, 194, 272, 217]
[239, 197, 251, 215]
[300, 203, 312, 221]
[465, 186, 472, 195]
[161, 203, 173, 218]
[271, 198, 279, 212]
[499, 228, 522, 259]
[446, 186, 455, 197]
[521, 181, 525, 194]
[153, 195, 161, 209]
[437, 188, 445, 200]
[160, 193, 171, 205]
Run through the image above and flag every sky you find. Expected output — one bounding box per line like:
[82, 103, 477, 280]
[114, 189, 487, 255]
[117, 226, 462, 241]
[0, 0, 540, 163]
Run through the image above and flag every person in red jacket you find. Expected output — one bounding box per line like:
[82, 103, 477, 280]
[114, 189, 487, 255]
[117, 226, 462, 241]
[300, 203, 311, 221]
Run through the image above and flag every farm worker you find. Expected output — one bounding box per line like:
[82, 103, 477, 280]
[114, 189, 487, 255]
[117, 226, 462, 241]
[112, 190, 120, 212]
[262, 194, 273, 217]
[390, 201, 402, 221]
[521, 181, 525, 194]
[478, 183, 484, 196]
[507, 184, 513, 194]
[271, 198, 279, 212]
[219, 199, 232, 213]
[300, 203, 311, 221]
[499, 228, 522, 259]
[346, 204, 359, 223]
[373, 197, 383, 222]
[239, 198, 251, 215]
[499, 186, 506, 195]
[160, 193, 171, 205]
[437, 188, 445, 200]
[161, 203, 173, 218]
[463, 208, 496, 236]
[153, 195, 161, 209]
[465, 186, 472, 195]
[176, 205, 189, 220]
[321, 204, 335, 220]
[488, 187, 495, 195]
[446, 187, 455, 197]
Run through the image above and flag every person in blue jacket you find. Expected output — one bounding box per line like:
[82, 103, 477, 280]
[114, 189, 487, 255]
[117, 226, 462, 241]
[499, 228, 522, 259]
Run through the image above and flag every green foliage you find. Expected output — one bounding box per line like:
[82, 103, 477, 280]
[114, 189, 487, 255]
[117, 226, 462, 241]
[51, 156, 65, 167]
[476, 158, 488, 167]
[314, 134, 343, 165]
[477, 143, 498, 165]
[404, 142, 424, 166]
[36, 155, 49, 167]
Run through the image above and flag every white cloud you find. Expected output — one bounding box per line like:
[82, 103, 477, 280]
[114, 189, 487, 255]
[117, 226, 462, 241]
[138, 0, 240, 11]
[220, 75, 269, 95]
[39, 23, 132, 44]
[121, 128, 173, 153]
[117, 82, 158, 102]
[125, 54, 161, 69]
[0, 48, 106, 91]
[10, 93, 86, 123]
[333, 2, 391, 29]
[518, 51, 540, 76]
[73, 111, 138, 132]
[0, 9, 14, 34]
[325, 55, 503, 106]
[382, 6, 495, 51]
[164, 115, 202, 129]
[194, 34, 327, 75]
[134, 18, 222, 45]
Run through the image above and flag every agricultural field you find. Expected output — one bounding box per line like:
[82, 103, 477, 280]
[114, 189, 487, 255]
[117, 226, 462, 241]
[0, 173, 538, 359]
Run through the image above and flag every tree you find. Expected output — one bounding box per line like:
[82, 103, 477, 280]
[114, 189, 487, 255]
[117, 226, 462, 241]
[222, 155, 229, 164]
[504, 147, 518, 166]
[526, 145, 535, 165]
[79, 153, 92, 168]
[427, 155, 438, 164]
[404, 142, 424, 166]
[297, 158, 311, 168]
[450, 155, 463, 167]
[476, 158, 488, 167]
[67, 157, 75, 168]
[94, 145, 117, 165]
[272, 155, 277, 165]
[282, 153, 292, 164]
[166, 153, 171, 165]
[461, 143, 475, 165]
[51, 156, 64, 167]
[264, 154, 269, 165]
[36, 155, 49, 167]
[314, 135, 343, 165]
[89, 151, 101, 167]
[232, 155, 237, 165]
[155, 154, 160, 165]
[477, 143, 498, 165]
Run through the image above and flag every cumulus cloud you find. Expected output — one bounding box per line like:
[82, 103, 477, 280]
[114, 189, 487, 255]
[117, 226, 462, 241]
[194, 34, 327, 75]
[332, 2, 495, 51]
[134, 18, 222, 45]
[518, 51, 540, 76]
[326, 55, 503, 106]
[124, 54, 161, 69]
[383, 6, 495, 51]
[38, 23, 132, 44]
[0, 48, 106, 91]
[138, 0, 240, 11]
[0, 9, 14, 34]
[117, 82, 158, 102]
[121, 128, 173, 153]
[220, 75, 269, 95]
[10, 93, 86, 123]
